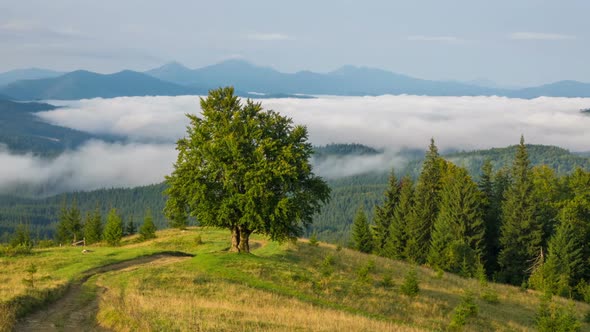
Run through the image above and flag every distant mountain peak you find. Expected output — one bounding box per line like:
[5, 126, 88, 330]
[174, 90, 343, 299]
[152, 61, 190, 71]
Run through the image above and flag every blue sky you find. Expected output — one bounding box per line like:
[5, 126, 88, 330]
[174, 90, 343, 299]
[0, 0, 588, 85]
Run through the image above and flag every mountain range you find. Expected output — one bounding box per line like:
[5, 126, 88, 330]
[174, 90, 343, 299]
[1, 60, 590, 100]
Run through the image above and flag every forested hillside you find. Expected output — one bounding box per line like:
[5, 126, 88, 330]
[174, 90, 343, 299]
[0, 184, 166, 242]
[0, 99, 102, 155]
[1, 143, 589, 244]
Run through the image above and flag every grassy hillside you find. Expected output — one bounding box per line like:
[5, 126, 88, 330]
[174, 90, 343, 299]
[2, 228, 588, 331]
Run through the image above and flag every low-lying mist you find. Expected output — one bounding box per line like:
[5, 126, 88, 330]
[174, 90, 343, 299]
[2, 94, 589, 196]
[0, 141, 175, 196]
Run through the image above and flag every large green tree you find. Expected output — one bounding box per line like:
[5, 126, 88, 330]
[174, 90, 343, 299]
[428, 164, 485, 274]
[164, 87, 330, 253]
[405, 139, 444, 263]
[498, 136, 543, 285]
[373, 169, 400, 255]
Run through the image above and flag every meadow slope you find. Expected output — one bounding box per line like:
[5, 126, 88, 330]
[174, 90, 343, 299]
[1, 228, 589, 331]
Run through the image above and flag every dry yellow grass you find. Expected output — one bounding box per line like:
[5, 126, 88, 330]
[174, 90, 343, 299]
[3, 228, 590, 332]
[91, 229, 590, 331]
[97, 277, 419, 331]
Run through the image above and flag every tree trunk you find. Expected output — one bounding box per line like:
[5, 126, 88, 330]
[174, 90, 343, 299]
[238, 226, 251, 253]
[230, 226, 240, 252]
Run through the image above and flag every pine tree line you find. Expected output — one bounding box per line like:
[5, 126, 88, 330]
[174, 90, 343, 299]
[53, 201, 157, 246]
[352, 136, 590, 301]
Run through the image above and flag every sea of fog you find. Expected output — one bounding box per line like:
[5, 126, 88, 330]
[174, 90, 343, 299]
[2, 94, 590, 194]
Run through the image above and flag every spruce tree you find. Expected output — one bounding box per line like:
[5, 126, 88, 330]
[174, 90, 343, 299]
[373, 169, 400, 255]
[84, 207, 102, 245]
[428, 165, 485, 273]
[544, 198, 588, 296]
[498, 136, 543, 285]
[103, 208, 123, 246]
[125, 220, 137, 236]
[384, 176, 414, 260]
[532, 165, 560, 248]
[405, 139, 443, 263]
[479, 160, 494, 272]
[56, 199, 83, 244]
[485, 166, 511, 274]
[10, 222, 31, 247]
[139, 209, 157, 240]
[352, 206, 373, 253]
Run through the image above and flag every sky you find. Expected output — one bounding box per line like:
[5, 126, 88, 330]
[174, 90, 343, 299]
[1, 0, 589, 86]
[1, 94, 588, 195]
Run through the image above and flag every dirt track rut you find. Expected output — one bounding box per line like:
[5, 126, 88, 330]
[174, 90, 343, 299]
[14, 253, 192, 332]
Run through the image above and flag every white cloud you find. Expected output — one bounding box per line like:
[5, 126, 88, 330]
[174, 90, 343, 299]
[510, 32, 576, 40]
[312, 152, 407, 179]
[247, 33, 291, 41]
[18, 94, 590, 193]
[407, 35, 464, 43]
[42, 95, 590, 152]
[0, 141, 176, 196]
[39, 95, 201, 143]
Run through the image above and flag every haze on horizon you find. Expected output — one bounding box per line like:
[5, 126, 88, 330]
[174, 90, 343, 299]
[1, 0, 589, 86]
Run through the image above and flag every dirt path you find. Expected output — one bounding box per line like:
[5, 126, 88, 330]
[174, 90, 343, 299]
[14, 253, 192, 332]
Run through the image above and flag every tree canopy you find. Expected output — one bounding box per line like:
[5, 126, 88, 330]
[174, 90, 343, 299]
[164, 87, 330, 252]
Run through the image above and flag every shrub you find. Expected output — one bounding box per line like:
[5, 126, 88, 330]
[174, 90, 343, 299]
[400, 268, 420, 297]
[308, 233, 319, 246]
[138, 209, 157, 241]
[576, 280, 590, 303]
[536, 298, 581, 332]
[449, 291, 479, 330]
[381, 274, 394, 288]
[321, 254, 335, 277]
[481, 287, 500, 305]
[36, 239, 56, 248]
[0, 243, 32, 256]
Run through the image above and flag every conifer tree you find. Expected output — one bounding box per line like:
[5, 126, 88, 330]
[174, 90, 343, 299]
[139, 209, 157, 240]
[498, 136, 543, 285]
[384, 176, 414, 260]
[484, 166, 511, 274]
[567, 168, 590, 201]
[125, 219, 137, 236]
[352, 206, 373, 253]
[103, 208, 123, 246]
[428, 165, 485, 273]
[56, 199, 83, 244]
[10, 222, 31, 247]
[373, 169, 400, 255]
[405, 139, 443, 263]
[532, 165, 560, 247]
[544, 198, 588, 296]
[84, 207, 102, 244]
[478, 160, 494, 272]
